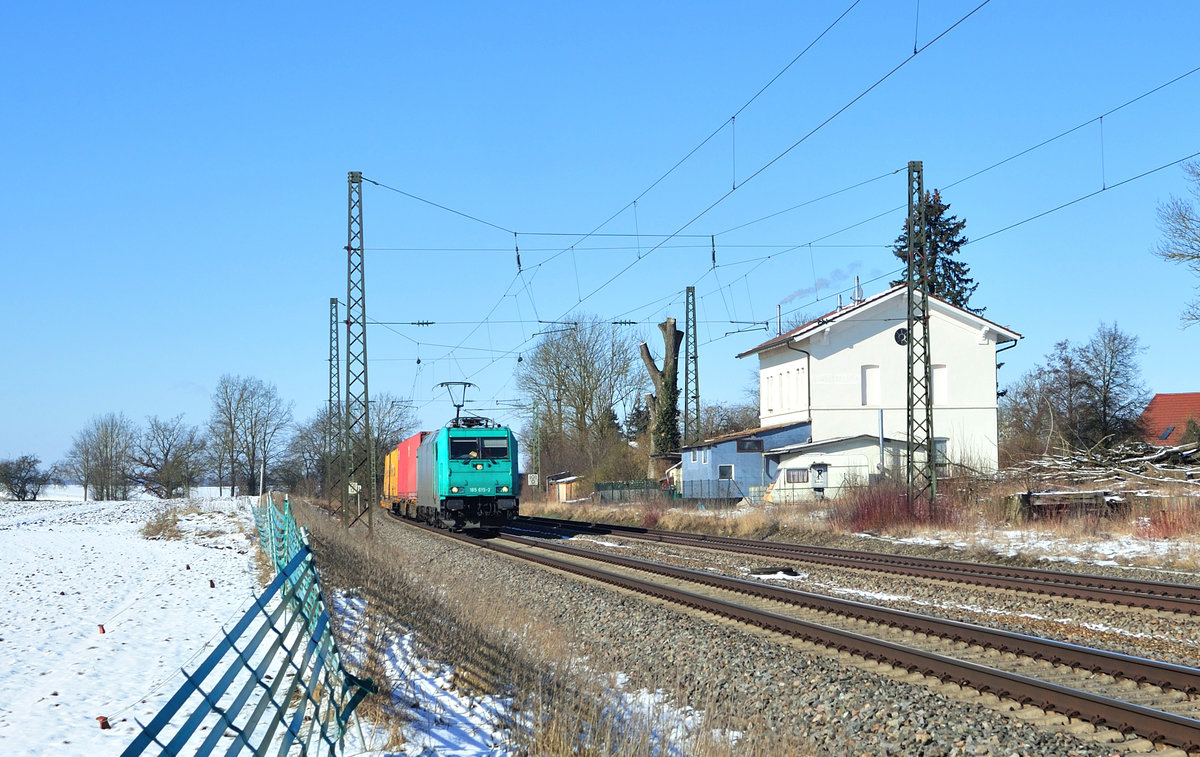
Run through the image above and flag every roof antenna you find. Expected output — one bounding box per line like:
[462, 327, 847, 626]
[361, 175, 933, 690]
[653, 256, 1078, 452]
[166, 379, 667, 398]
[854, 275, 863, 303]
[776, 304, 781, 336]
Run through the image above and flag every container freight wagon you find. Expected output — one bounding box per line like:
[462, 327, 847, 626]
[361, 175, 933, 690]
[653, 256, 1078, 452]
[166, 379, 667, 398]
[383, 420, 520, 530]
[383, 431, 427, 512]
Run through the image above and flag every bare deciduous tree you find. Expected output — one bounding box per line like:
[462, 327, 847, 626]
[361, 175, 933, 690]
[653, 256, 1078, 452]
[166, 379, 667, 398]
[133, 414, 206, 498]
[0, 455, 54, 501]
[1154, 160, 1200, 327]
[65, 413, 138, 500]
[1000, 323, 1149, 458]
[517, 316, 647, 479]
[281, 392, 415, 499]
[209, 375, 293, 496]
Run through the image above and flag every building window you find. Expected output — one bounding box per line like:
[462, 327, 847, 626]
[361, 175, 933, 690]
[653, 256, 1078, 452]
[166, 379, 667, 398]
[861, 364, 880, 406]
[690, 449, 697, 463]
[736, 439, 763, 452]
[718, 464, 734, 480]
[934, 438, 950, 477]
[701, 449, 709, 464]
[764, 374, 774, 412]
[786, 468, 809, 484]
[933, 364, 948, 405]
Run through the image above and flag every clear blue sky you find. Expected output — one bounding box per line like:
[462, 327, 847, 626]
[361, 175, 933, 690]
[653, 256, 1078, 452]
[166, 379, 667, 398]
[4, 1, 1199, 466]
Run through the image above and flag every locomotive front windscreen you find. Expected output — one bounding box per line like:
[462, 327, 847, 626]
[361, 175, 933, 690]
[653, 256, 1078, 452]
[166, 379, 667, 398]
[450, 438, 479, 459]
[482, 437, 509, 460]
[449, 436, 511, 460]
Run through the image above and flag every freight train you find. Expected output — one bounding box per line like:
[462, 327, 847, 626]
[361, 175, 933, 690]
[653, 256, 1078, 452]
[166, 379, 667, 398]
[382, 416, 520, 529]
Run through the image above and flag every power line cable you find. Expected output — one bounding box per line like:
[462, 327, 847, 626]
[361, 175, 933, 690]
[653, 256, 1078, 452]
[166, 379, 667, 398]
[551, 1, 992, 317]
[360, 177, 514, 234]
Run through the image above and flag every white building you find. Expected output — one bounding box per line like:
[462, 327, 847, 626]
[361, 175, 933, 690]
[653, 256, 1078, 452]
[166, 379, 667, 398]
[766, 435, 907, 502]
[737, 286, 1019, 493]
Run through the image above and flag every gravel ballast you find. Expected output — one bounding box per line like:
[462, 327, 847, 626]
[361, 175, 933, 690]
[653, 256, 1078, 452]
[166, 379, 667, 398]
[374, 517, 1183, 756]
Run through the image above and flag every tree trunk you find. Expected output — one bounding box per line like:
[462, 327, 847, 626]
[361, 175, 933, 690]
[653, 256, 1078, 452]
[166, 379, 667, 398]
[639, 318, 684, 458]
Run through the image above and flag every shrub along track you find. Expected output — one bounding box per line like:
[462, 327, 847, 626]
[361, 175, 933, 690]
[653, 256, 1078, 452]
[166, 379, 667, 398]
[513, 515, 1200, 615]
[398, 519, 1200, 753]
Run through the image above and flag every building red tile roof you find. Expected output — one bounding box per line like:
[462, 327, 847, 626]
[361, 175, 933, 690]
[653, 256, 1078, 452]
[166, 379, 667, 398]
[1139, 393, 1200, 446]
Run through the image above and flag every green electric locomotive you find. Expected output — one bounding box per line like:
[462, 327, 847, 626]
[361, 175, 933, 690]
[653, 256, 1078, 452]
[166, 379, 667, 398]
[411, 417, 520, 529]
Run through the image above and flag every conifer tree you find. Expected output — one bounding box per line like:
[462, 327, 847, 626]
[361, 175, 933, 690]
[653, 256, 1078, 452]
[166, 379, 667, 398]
[890, 189, 981, 314]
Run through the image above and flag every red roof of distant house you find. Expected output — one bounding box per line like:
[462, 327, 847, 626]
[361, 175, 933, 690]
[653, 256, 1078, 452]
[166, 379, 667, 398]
[1139, 393, 1200, 445]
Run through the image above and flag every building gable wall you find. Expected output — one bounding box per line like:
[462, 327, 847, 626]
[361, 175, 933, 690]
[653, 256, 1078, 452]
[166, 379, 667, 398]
[755, 294, 1009, 469]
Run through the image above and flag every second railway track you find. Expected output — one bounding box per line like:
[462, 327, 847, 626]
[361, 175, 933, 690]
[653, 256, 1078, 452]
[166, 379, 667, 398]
[512, 514, 1200, 615]
[392, 515, 1200, 752]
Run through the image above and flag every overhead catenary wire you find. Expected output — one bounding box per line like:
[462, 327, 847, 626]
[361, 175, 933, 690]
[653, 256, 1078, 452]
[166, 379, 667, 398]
[361, 12, 1195, 421]
[547, 0, 993, 319]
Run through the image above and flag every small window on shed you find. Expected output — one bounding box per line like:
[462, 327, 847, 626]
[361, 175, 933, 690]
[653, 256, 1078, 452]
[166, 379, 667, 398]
[786, 468, 809, 484]
[717, 464, 734, 480]
[690, 449, 698, 463]
[1161, 426, 1176, 441]
[701, 449, 709, 464]
[736, 439, 763, 452]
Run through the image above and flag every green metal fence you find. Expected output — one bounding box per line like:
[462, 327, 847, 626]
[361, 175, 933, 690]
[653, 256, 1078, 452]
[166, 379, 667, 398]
[121, 496, 374, 756]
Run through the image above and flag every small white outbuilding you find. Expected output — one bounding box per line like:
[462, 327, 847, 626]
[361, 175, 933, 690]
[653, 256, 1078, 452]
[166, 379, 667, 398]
[765, 434, 907, 502]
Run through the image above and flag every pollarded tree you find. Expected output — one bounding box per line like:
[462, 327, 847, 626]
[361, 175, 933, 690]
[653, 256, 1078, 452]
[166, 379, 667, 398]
[1154, 160, 1200, 327]
[891, 189, 981, 314]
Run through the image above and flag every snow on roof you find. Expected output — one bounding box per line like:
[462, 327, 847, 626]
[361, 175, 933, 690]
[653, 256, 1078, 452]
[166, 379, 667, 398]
[736, 285, 1021, 359]
[1139, 393, 1200, 446]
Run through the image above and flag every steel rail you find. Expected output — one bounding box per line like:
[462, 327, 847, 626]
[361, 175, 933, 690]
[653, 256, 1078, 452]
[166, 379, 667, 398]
[403, 520, 1200, 751]
[513, 515, 1200, 615]
[497, 532, 1200, 695]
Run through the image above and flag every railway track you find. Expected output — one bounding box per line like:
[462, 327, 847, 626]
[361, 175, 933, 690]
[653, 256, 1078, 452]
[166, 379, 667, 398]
[395, 516, 1200, 752]
[513, 515, 1200, 615]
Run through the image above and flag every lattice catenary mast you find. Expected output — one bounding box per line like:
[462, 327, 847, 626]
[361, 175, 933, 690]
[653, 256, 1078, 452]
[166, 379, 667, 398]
[905, 161, 936, 506]
[328, 297, 342, 515]
[683, 285, 700, 445]
[343, 171, 376, 532]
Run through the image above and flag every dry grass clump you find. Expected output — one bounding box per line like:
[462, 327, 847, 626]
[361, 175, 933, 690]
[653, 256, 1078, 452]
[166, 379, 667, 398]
[140, 507, 183, 540]
[826, 481, 961, 535]
[1131, 495, 1200, 540]
[291, 501, 713, 754]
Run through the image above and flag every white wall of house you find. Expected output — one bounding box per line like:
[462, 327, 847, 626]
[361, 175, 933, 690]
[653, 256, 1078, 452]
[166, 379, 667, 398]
[751, 289, 1017, 470]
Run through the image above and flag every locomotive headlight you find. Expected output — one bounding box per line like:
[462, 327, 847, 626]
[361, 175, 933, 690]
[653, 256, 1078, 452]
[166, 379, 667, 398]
[474, 463, 483, 470]
[500, 486, 509, 493]
[450, 486, 460, 493]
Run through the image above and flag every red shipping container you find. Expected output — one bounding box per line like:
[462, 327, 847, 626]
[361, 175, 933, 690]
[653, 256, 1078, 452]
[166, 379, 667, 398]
[389, 431, 427, 501]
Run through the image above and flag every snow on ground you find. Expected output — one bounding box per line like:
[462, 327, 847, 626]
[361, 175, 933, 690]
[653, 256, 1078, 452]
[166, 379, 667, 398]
[0, 497, 259, 756]
[15, 493, 1193, 755]
[1, 498, 716, 756]
[870, 526, 1200, 575]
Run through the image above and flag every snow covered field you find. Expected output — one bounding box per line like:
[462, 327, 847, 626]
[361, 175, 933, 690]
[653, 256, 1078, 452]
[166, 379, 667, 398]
[8, 494, 1194, 756]
[0, 496, 529, 756]
[0, 497, 259, 755]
